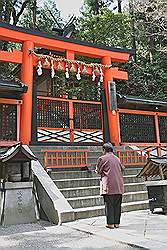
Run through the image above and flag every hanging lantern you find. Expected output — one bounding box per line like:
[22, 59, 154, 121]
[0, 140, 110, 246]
[92, 69, 96, 81]
[57, 61, 63, 71]
[43, 58, 50, 66]
[82, 65, 87, 75]
[99, 67, 104, 82]
[37, 60, 42, 76]
[65, 63, 70, 78]
[76, 66, 81, 80]
[51, 60, 55, 78]
[70, 63, 75, 73]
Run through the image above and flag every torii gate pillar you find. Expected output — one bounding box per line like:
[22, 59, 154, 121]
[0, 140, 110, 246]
[102, 56, 120, 146]
[20, 41, 34, 144]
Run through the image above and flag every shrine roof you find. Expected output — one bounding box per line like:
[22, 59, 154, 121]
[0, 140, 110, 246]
[0, 79, 28, 99]
[137, 155, 167, 179]
[117, 94, 167, 112]
[0, 143, 37, 163]
[0, 22, 134, 56]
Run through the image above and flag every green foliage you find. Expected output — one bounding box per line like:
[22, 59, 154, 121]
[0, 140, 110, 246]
[76, 0, 167, 100]
[51, 71, 101, 101]
[76, 8, 132, 48]
[124, 0, 167, 100]
[19, 0, 63, 32]
[83, 0, 114, 15]
[0, 0, 13, 23]
[133, 0, 166, 55]
[117, 51, 167, 100]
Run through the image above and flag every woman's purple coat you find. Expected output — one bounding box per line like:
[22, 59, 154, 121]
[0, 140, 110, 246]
[95, 152, 124, 195]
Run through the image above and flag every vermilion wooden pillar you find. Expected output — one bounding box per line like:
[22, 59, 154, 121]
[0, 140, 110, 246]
[20, 41, 34, 144]
[66, 50, 75, 142]
[102, 56, 120, 146]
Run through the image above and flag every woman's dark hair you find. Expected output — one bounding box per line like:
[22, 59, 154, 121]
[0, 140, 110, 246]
[102, 142, 114, 152]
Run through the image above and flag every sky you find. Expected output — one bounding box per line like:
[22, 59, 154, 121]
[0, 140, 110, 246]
[56, 0, 85, 19]
[38, 0, 129, 20]
[38, 0, 85, 19]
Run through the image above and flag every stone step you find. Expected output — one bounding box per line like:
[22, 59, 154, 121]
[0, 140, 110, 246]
[60, 183, 146, 198]
[54, 176, 143, 189]
[124, 175, 144, 184]
[50, 169, 142, 180]
[74, 200, 149, 220]
[54, 177, 99, 189]
[51, 170, 95, 180]
[60, 186, 100, 198]
[124, 182, 146, 192]
[123, 191, 148, 203]
[123, 168, 142, 176]
[68, 191, 148, 209]
[122, 200, 149, 212]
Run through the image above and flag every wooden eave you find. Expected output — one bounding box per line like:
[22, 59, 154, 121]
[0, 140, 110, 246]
[0, 143, 37, 163]
[117, 95, 167, 112]
[0, 80, 28, 99]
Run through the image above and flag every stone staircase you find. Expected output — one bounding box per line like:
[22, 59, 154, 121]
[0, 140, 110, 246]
[31, 145, 149, 220]
[50, 168, 148, 219]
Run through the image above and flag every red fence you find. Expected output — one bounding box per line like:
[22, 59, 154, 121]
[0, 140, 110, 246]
[116, 149, 150, 166]
[0, 98, 22, 141]
[118, 109, 167, 146]
[116, 146, 167, 166]
[37, 96, 103, 143]
[43, 147, 167, 169]
[36, 97, 167, 146]
[43, 149, 88, 169]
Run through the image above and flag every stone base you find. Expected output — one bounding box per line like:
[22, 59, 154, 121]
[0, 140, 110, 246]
[1, 182, 37, 226]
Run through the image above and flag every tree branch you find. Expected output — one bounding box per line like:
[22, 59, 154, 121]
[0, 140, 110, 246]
[12, 0, 29, 25]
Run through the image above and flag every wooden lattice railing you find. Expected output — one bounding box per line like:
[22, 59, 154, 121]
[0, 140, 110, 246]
[116, 149, 150, 166]
[43, 147, 166, 169]
[43, 149, 89, 169]
[116, 147, 167, 166]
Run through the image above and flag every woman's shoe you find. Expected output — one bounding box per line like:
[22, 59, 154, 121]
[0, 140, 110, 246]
[114, 224, 119, 228]
[106, 224, 114, 229]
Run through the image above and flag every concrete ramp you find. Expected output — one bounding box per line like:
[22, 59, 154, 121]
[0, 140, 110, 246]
[31, 160, 74, 225]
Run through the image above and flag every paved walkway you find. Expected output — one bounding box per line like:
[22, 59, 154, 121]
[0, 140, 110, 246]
[0, 210, 166, 249]
[66, 209, 167, 250]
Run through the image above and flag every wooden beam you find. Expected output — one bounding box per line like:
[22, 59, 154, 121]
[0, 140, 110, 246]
[0, 49, 22, 64]
[0, 27, 130, 61]
[111, 68, 128, 80]
[118, 109, 156, 115]
[33, 55, 128, 80]
[0, 98, 22, 105]
[154, 113, 161, 145]
[118, 109, 167, 116]
[120, 142, 161, 146]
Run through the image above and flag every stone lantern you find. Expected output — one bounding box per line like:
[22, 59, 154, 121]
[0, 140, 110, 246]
[0, 142, 38, 225]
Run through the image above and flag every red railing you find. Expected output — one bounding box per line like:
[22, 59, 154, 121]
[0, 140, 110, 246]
[116, 146, 167, 166]
[43, 149, 89, 169]
[43, 147, 166, 169]
[116, 149, 151, 166]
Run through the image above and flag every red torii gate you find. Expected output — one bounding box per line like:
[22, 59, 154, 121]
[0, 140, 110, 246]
[0, 22, 133, 145]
